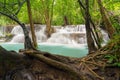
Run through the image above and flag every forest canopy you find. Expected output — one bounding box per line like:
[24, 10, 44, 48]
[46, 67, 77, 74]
[0, 0, 119, 26]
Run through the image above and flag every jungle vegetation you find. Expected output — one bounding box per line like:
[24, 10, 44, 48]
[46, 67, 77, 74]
[0, 0, 120, 80]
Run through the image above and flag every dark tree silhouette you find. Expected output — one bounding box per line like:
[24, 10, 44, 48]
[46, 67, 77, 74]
[0, 0, 35, 50]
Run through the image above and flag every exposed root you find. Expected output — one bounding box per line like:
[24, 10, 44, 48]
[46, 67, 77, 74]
[24, 50, 85, 80]
[84, 63, 104, 80]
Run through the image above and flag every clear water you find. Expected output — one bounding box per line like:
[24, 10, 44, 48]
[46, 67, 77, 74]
[0, 43, 88, 58]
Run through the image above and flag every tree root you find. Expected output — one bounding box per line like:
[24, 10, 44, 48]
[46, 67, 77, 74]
[84, 63, 104, 80]
[23, 47, 120, 80]
[24, 50, 85, 80]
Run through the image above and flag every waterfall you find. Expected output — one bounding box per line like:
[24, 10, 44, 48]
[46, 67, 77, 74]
[10, 25, 87, 44]
[10, 24, 109, 45]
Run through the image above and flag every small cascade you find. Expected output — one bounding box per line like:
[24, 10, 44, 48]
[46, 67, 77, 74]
[101, 29, 110, 43]
[11, 34, 24, 43]
[10, 25, 47, 43]
[11, 25, 23, 35]
[35, 25, 47, 42]
[47, 25, 86, 44]
[10, 25, 24, 43]
[47, 33, 77, 44]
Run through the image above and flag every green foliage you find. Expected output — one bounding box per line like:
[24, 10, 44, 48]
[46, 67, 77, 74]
[105, 35, 120, 67]
[0, 0, 120, 26]
[31, 1, 45, 24]
[0, 16, 10, 25]
[0, 0, 26, 15]
[103, 0, 120, 33]
[0, 0, 26, 24]
[105, 54, 120, 67]
[109, 35, 120, 51]
[17, 3, 29, 23]
[110, 15, 120, 34]
[105, 54, 118, 63]
[0, 16, 16, 25]
[53, 0, 83, 25]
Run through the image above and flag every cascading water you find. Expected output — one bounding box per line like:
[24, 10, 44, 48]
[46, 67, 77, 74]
[11, 25, 23, 35]
[10, 25, 24, 43]
[101, 30, 110, 43]
[0, 24, 109, 57]
[1, 24, 87, 57]
[11, 34, 24, 43]
[47, 25, 86, 44]
[35, 25, 47, 43]
[10, 25, 47, 43]
[10, 24, 87, 44]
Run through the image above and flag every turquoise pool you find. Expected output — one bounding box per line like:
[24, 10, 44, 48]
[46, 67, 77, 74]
[1, 43, 88, 58]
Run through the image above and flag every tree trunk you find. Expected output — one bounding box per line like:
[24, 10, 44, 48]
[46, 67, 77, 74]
[78, 0, 101, 50]
[85, 0, 97, 53]
[63, 16, 69, 26]
[97, 0, 115, 38]
[42, 0, 55, 38]
[21, 23, 35, 50]
[45, 16, 52, 37]
[45, 11, 55, 38]
[26, 0, 37, 48]
[0, 12, 35, 50]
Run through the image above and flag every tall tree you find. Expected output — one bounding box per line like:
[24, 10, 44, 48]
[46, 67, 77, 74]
[85, 0, 97, 53]
[41, 0, 55, 37]
[26, 0, 37, 48]
[97, 0, 115, 38]
[78, 0, 101, 52]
